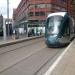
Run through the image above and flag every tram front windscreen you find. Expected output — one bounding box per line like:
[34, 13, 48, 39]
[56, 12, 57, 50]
[47, 16, 63, 35]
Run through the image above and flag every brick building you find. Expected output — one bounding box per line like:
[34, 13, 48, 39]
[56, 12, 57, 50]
[13, 0, 75, 36]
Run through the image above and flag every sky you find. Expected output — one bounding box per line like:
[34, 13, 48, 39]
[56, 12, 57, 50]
[0, 0, 21, 18]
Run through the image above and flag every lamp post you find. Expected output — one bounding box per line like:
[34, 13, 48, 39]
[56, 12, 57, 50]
[7, 0, 9, 36]
[3, 18, 6, 40]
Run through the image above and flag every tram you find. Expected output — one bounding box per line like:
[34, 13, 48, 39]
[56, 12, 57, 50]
[45, 12, 75, 47]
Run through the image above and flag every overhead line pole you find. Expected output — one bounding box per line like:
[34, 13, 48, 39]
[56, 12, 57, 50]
[7, 0, 9, 36]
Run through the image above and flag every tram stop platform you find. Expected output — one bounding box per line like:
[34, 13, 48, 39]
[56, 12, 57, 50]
[45, 39, 75, 75]
[0, 36, 43, 48]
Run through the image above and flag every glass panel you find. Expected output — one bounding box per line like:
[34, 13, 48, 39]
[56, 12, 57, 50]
[47, 16, 63, 35]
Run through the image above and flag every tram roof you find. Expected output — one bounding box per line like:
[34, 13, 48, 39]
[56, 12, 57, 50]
[47, 12, 67, 18]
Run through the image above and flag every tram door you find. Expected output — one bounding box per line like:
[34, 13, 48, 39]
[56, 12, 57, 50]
[63, 18, 70, 37]
[69, 18, 75, 40]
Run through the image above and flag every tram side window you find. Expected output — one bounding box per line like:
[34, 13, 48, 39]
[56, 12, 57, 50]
[63, 18, 70, 36]
[69, 18, 74, 34]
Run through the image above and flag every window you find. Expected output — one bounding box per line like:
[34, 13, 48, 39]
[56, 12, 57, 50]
[29, 5, 35, 9]
[72, 0, 75, 9]
[35, 12, 45, 16]
[72, 0, 75, 5]
[39, 12, 45, 16]
[29, 12, 34, 17]
[57, 0, 66, 3]
[46, 4, 52, 8]
[47, 16, 63, 35]
[35, 12, 39, 16]
[54, 5, 61, 10]
[35, 4, 46, 8]
[62, 17, 70, 36]
[60, 8, 66, 11]
[69, 18, 74, 33]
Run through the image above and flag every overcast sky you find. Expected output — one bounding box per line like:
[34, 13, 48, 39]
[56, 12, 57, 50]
[0, 0, 21, 18]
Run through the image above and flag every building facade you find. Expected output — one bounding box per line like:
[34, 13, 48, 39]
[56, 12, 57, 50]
[13, 0, 75, 36]
[0, 14, 13, 36]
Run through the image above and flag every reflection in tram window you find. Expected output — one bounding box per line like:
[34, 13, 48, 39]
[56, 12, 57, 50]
[47, 16, 62, 35]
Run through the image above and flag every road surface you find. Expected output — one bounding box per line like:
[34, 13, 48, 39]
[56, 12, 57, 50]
[0, 37, 65, 75]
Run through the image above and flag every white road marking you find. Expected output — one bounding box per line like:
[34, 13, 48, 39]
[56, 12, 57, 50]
[44, 41, 74, 75]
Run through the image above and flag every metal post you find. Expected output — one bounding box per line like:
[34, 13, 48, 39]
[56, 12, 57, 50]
[7, 0, 9, 36]
[27, 24, 28, 37]
[3, 19, 7, 40]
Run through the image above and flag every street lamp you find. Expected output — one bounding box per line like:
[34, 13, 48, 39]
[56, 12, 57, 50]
[7, 0, 9, 36]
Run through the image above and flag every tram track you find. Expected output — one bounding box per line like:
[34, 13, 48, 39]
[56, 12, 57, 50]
[0, 47, 65, 75]
[0, 37, 65, 75]
[0, 38, 45, 73]
[0, 37, 43, 55]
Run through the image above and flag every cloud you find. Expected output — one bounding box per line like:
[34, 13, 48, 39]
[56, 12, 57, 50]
[0, 0, 21, 18]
